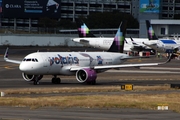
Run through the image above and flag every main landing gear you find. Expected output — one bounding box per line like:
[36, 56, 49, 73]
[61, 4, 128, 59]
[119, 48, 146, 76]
[87, 80, 96, 85]
[51, 75, 61, 84]
[33, 75, 61, 85]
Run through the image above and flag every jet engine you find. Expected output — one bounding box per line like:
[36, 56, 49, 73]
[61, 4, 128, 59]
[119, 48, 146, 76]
[76, 68, 97, 83]
[22, 72, 43, 81]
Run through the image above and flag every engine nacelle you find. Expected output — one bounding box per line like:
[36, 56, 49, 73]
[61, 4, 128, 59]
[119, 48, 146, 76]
[76, 68, 97, 83]
[22, 72, 43, 82]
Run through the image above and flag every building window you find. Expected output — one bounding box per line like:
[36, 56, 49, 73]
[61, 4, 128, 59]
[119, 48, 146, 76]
[161, 28, 166, 35]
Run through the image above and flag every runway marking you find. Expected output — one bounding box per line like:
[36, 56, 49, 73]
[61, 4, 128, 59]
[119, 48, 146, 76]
[2, 65, 19, 69]
[140, 67, 180, 70]
[127, 59, 144, 62]
[4, 66, 15, 69]
[106, 69, 180, 74]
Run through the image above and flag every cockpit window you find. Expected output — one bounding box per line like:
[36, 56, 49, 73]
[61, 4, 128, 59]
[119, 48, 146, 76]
[23, 58, 38, 62]
[26, 59, 31, 61]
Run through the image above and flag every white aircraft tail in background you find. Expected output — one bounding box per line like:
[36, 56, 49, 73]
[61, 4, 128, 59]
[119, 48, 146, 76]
[46, 0, 59, 13]
[144, 20, 180, 55]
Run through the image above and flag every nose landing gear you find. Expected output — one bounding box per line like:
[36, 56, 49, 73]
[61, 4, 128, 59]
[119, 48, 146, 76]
[33, 75, 43, 85]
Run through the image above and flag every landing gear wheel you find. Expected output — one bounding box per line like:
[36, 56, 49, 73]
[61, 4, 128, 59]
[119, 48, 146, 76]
[33, 80, 39, 85]
[56, 78, 61, 84]
[91, 80, 96, 85]
[33, 76, 40, 85]
[52, 78, 55, 84]
[87, 80, 96, 85]
[51, 77, 61, 84]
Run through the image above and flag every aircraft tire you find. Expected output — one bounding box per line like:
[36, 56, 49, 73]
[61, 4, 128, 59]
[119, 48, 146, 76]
[33, 80, 38, 85]
[52, 78, 61, 84]
[87, 80, 96, 85]
[52, 78, 56, 84]
[33, 76, 39, 85]
[56, 78, 61, 84]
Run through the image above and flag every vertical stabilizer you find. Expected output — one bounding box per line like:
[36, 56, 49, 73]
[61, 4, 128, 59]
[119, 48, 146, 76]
[76, 19, 96, 37]
[146, 20, 158, 40]
[107, 20, 127, 53]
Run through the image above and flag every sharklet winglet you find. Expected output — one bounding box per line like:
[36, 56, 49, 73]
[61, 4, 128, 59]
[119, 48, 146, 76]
[4, 47, 9, 60]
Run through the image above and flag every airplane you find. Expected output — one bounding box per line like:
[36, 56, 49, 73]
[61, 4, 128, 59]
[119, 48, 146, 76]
[143, 20, 180, 54]
[128, 36, 155, 52]
[4, 21, 171, 85]
[46, 0, 59, 13]
[72, 19, 157, 52]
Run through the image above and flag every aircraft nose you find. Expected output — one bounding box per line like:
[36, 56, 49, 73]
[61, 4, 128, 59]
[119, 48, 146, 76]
[72, 38, 75, 41]
[72, 38, 79, 42]
[19, 63, 26, 72]
[19, 62, 33, 72]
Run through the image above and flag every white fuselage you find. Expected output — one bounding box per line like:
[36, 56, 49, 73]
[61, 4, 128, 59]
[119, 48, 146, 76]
[19, 52, 130, 75]
[72, 37, 157, 51]
[157, 39, 180, 49]
[73, 37, 180, 53]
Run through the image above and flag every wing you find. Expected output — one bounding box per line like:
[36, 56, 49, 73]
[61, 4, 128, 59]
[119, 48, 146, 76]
[142, 42, 165, 53]
[70, 55, 172, 71]
[4, 48, 21, 64]
[129, 37, 152, 51]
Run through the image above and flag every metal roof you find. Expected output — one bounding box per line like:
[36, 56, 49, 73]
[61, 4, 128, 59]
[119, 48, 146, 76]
[151, 20, 180, 25]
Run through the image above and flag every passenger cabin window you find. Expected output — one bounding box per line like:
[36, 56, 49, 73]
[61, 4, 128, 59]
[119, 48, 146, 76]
[23, 58, 38, 62]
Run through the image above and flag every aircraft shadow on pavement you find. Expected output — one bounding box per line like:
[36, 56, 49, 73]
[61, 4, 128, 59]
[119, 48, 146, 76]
[27, 80, 180, 86]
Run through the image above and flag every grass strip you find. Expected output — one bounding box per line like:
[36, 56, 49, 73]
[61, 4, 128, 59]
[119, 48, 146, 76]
[0, 93, 180, 113]
[0, 85, 180, 112]
[0, 85, 172, 95]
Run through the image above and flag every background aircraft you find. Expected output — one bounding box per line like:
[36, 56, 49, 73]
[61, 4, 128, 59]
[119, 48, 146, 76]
[46, 0, 59, 13]
[4, 21, 171, 85]
[143, 20, 180, 55]
[72, 19, 157, 53]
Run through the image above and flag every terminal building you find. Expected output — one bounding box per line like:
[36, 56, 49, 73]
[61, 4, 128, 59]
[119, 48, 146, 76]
[0, 0, 180, 38]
